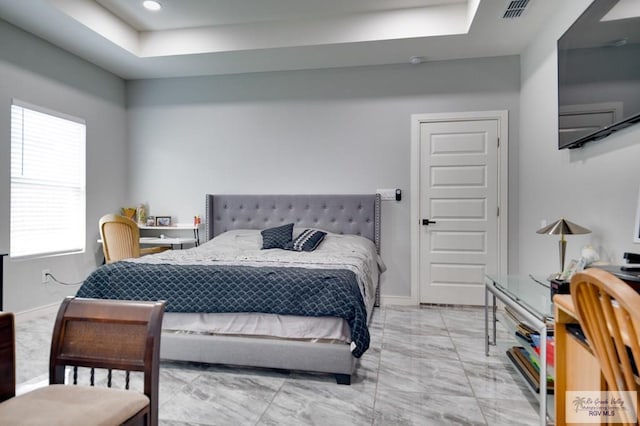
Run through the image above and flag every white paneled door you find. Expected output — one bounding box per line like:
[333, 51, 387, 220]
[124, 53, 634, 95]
[418, 119, 500, 305]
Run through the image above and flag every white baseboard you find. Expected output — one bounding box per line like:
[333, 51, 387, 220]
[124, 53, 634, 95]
[14, 302, 59, 324]
[380, 295, 418, 306]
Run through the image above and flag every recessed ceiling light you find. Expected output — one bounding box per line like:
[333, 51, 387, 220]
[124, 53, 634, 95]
[143, 1, 162, 11]
[409, 56, 423, 65]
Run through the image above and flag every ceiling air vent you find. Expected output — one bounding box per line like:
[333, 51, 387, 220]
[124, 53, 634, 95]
[502, 0, 530, 19]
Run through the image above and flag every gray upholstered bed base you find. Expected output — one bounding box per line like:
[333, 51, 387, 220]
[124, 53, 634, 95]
[160, 194, 381, 384]
[161, 333, 356, 384]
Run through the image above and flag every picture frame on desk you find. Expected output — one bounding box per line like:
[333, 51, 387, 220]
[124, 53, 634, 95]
[146, 216, 155, 226]
[155, 216, 171, 227]
[558, 258, 586, 283]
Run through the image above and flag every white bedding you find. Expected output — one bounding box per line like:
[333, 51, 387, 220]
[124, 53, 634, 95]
[133, 229, 385, 340]
[163, 312, 352, 343]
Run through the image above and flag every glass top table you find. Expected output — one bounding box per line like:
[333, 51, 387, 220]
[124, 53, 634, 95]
[484, 274, 555, 425]
[486, 274, 554, 320]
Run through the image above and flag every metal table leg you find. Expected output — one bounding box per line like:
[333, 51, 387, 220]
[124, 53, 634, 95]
[485, 284, 497, 355]
[485, 286, 489, 355]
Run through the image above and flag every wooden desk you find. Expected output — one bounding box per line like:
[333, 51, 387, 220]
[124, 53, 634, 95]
[553, 294, 605, 425]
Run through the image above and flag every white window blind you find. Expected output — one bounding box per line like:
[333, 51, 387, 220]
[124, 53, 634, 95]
[10, 101, 86, 258]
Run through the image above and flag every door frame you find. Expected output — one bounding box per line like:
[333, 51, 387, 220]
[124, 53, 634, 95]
[410, 110, 509, 304]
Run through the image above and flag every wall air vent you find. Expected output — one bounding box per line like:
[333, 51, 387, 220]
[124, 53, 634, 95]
[502, 0, 530, 19]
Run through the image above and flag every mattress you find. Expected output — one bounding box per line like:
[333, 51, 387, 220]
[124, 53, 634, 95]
[130, 228, 383, 316]
[80, 228, 384, 356]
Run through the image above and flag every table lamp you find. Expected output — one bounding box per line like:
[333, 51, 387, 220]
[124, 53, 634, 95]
[536, 217, 591, 277]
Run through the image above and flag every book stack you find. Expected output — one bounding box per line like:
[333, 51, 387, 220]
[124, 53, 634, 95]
[506, 347, 554, 394]
[504, 307, 555, 394]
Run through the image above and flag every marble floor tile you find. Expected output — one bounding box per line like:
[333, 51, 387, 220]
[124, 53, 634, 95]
[384, 307, 450, 337]
[160, 369, 285, 425]
[477, 397, 539, 426]
[462, 359, 537, 403]
[368, 327, 384, 350]
[374, 389, 487, 426]
[377, 350, 473, 397]
[13, 328, 51, 384]
[441, 310, 513, 340]
[159, 362, 221, 405]
[382, 332, 458, 361]
[12, 304, 547, 426]
[257, 377, 375, 426]
[368, 306, 386, 325]
[13, 310, 57, 335]
[161, 421, 213, 426]
[451, 336, 517, 365]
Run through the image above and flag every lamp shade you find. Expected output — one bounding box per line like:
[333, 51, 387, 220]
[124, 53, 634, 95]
[536, 217, 591, 236]
[537, 217, 591, 276]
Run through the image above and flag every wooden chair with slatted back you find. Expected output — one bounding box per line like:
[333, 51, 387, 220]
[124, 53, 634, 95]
[0, 297, 165, 426]
[100, 214, 168, 263]
[570, 268, 640, 425]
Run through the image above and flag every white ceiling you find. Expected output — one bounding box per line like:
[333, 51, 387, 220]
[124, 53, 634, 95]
[0, 0, 562, 80]
[97, 0, 463, 30]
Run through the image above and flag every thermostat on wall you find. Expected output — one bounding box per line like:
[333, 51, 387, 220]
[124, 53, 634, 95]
[376, 189, 401, 201]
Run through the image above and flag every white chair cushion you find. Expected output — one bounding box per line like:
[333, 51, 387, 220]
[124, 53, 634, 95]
[0, 384, 149, 425]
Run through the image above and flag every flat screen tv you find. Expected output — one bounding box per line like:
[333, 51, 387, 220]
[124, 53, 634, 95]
[557, 0, 640, 149]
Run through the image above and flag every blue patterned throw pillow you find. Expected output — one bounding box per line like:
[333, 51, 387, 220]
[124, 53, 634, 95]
[285, 229, 327, 252]
[261, 223, 294, 249]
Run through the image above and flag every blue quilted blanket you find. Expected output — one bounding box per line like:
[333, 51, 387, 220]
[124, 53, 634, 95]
[77, 262, 370, 357]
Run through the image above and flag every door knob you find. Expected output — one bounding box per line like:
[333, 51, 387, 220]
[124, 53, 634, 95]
[422, 219, 437, 226]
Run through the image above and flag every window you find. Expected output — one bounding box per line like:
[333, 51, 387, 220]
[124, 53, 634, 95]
[10, 101, 86, 258]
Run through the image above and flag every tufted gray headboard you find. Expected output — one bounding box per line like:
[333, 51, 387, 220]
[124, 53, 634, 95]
[205, 194, 381, 252]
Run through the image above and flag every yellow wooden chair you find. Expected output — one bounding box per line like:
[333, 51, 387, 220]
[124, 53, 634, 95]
[571, 268, 640, 425]
[99, 214, 168, 264]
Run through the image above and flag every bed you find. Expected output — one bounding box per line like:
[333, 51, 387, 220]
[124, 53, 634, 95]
[78, 194, 382, 384]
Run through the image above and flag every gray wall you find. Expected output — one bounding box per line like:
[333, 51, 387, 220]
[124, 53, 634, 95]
[7, 0, 638, 310]
[517, 0, 640, 275]
[126, 57, 521, 298]
[0, 19, 128, 312]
